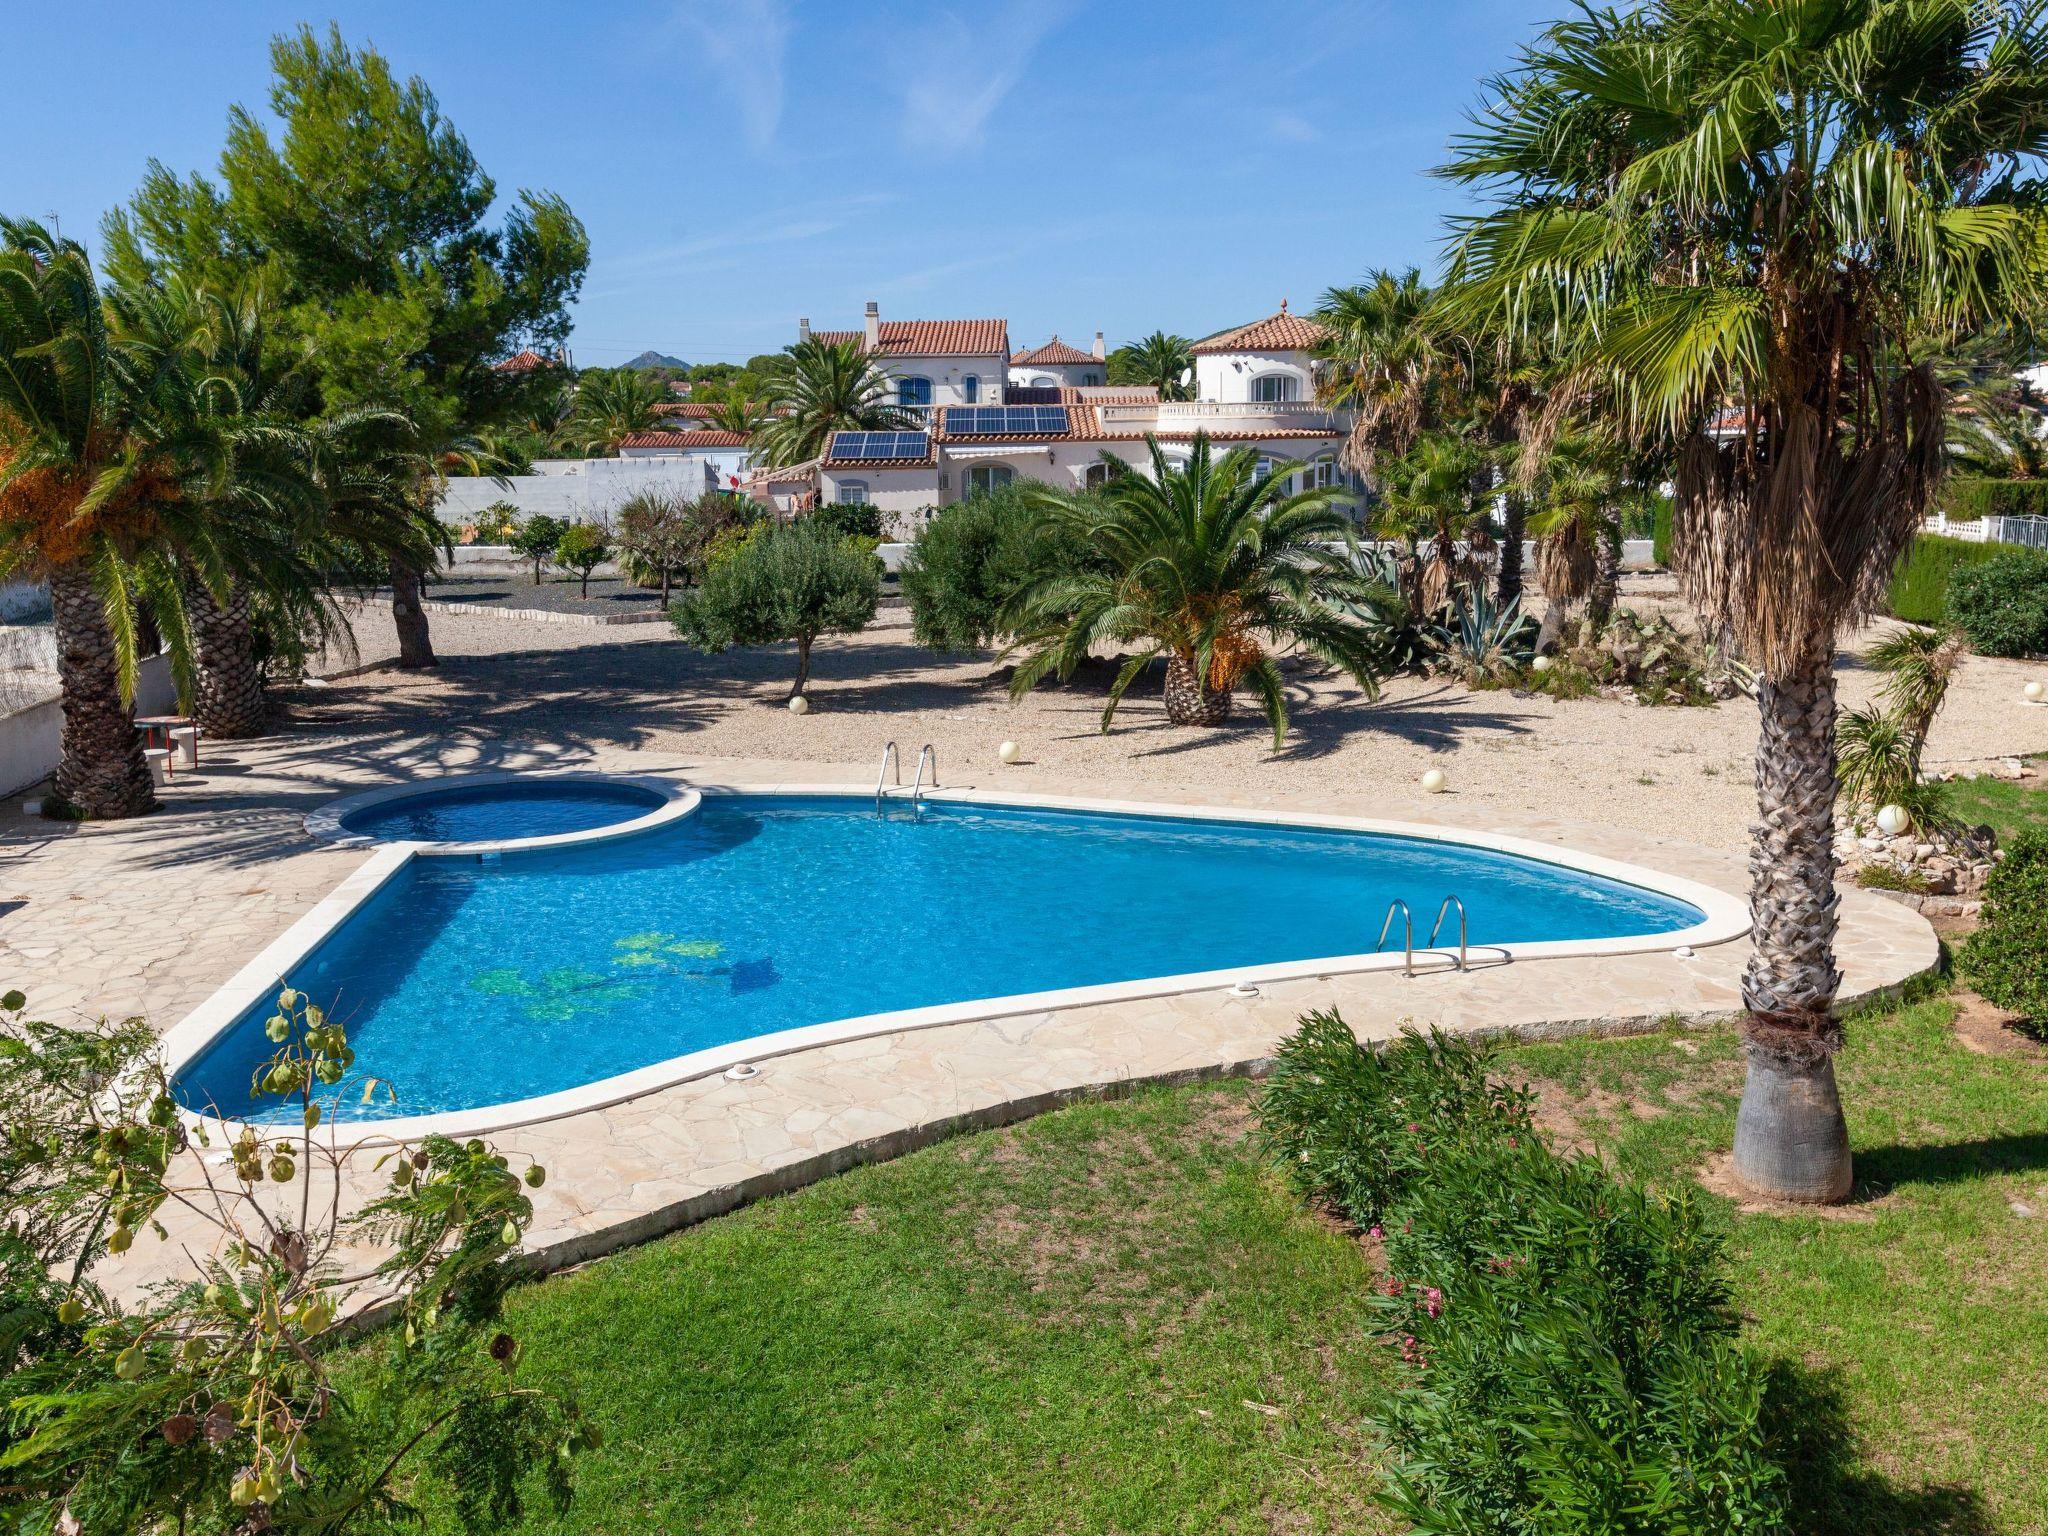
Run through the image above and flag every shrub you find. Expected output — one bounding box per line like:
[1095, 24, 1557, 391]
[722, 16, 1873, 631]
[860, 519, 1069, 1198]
[1946, 547, 2048, 657]
[899, 483, 1105, 652]
[670, 518, 880, 698]
[1884, 533, 2006, 625]
[471, 500, 521, 544]
[1961, 831, 2048, 1022]
[511, 513, 568, 583]
[1260, 1015, 1788, 1534]
[1935, 475, 2048, 522]
[553, 522, 614, 598]
[612, 490, 709, 603]
[804, 501, 884, 542]
[1651, 494, 1674, 568]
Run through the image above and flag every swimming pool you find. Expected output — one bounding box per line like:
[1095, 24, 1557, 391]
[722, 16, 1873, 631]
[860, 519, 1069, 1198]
[171, 788, 1725, 1130]
[334, 778, 668, 844]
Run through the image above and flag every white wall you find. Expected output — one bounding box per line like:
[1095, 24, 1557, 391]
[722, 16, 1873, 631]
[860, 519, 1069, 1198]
[874, 356, 1005, 409]
[440, 455, 745, 527]
[1193, 349, 1316, 405]
[1, 653, 178, 798]
[1005, 361, 1106, 390]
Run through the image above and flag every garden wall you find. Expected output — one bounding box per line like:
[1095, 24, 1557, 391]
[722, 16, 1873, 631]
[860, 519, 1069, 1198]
[0, 654, 177, 798]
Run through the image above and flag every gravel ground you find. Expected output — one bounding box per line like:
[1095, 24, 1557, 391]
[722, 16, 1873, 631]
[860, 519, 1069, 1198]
[403, 574, 670, 617]
[296, 578, 2048, 854]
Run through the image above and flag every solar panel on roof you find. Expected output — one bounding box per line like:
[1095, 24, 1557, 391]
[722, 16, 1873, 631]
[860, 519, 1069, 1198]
[828, 430, 928, 460]
[948, 405, 1070, 436]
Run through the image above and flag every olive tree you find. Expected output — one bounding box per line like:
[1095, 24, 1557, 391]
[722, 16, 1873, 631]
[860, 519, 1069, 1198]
[670, 518, 879, 700]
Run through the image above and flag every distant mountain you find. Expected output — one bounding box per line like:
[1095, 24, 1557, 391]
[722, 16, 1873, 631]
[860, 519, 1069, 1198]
[624, 350, 687, 370]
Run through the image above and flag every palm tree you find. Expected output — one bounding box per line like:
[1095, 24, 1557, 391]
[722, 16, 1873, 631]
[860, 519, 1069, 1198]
[1441, 0, 2048, 1202]
[1004, 434, 1387, 744]
[1519, 431, 1640, 647]
[705, 394, 773, 438]
[1106, 332, 1195, 400]
[1315, 270, 1453, 479]
[0, 221, 310, 817]
[751, 337, 912, 467]
[560, 368, 663, 455]
[1372, 429, 1494, 615]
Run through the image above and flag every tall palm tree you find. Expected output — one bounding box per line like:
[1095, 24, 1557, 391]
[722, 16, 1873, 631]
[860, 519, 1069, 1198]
[1518, 430, 1638, 646]
[1004, 434, 1387, 744]
[751, 337, 911, 467]
[1106, 331, 1195, 400]
[560, 368, 663, 455]
[0, 221, 311, 817]
[1441, 0, 2048, 1202]
[1315, 270, 1453, 479]
[704, 394, 773, 438]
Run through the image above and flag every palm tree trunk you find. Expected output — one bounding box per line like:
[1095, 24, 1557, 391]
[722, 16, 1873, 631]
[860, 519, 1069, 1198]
[1163, 653, 1231, 726]
[187, 575, 266, 740]
[1495, 491, 1526, 610]
[48, 565, 156, 820]
[1586, 521, 1621, 631]
[1732, 637, 1853, 1203]
[389, 556, 437, 670]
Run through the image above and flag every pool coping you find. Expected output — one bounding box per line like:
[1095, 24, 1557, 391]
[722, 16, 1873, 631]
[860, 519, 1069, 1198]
[162, 775, 1754, 1144]
[302, 769, 699, 852]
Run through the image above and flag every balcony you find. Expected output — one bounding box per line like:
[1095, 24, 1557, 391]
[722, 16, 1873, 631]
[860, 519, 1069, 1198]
[1092, 399, 1340, 435]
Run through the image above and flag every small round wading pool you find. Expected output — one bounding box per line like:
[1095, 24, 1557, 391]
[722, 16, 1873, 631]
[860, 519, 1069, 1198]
[328, 777, 669, 845]
[170, 786, 1741, 1134]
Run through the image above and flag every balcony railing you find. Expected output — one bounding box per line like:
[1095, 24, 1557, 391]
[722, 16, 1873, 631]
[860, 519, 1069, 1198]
[1093, 399, 1340, 432]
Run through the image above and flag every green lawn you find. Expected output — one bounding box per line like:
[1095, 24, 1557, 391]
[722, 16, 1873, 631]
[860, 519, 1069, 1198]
[1947, 764, 2048, 843]
[402, 994, 2048, 1535]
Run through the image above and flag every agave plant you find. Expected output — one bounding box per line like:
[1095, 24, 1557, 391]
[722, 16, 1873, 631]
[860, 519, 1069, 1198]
[1004, 434, 1386, 744]
[1433, 581, 1536, 684]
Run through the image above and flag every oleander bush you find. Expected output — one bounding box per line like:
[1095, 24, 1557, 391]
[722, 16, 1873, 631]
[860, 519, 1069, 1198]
[1260, 1015, 1789, 1534]
[803, 501, 884, 543]
[1885, 533, 2007, 625]
[1946, 547, 2048, 657]
[1961, 832, 2048, 1024]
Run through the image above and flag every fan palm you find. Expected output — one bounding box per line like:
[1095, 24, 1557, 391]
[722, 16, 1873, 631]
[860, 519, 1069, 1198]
[1519, 431, 1638, 645]
[751, 337, 913, 467]
[1372, 429, 1494, 615]
[1003, 434, 1386, 745]
[1106, 331, 1195, 400]
[1315, 269, 1454, 478]
[1441, 0, 2048, 1202]
[560, 368, 663, 455]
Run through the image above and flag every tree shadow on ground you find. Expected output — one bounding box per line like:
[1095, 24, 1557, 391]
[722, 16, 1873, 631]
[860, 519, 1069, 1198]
[1766, 1361, 1994, 1535]
[1854, 1129, 2048, 1191]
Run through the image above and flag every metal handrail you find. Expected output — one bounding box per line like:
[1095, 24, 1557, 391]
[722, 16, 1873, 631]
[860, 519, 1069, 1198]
[909, 744, 938, 805]
[1429, 895, 1469, 972]
[1374, 899, 1414, 977]
[874, 741, 899, 809]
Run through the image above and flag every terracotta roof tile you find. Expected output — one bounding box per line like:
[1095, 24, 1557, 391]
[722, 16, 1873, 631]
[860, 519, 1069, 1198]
[653, 402, 719, 420]
[1189, 305, 1330, 355]
[1010, 336, 1101, 366]
[493, 349, 554, 372]
[811, 319, 1011, 357]
[616, 430, 750, 449]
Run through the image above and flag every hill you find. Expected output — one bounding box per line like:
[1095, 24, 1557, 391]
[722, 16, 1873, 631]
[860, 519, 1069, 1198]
[624, 350, 687, 370]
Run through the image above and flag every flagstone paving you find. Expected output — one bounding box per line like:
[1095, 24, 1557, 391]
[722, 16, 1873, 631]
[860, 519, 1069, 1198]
[0, 728, 1936, 1303]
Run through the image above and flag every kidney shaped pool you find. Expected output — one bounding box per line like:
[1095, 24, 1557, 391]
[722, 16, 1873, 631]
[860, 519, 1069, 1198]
[174, 793, 1707, 1124]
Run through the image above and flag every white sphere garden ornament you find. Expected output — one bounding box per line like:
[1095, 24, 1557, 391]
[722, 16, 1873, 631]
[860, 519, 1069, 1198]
[1531, 655, 1553, 674]
[2026, 680, 2045, 704]
[787, 694, 810, 715]
[1874, 802, 1912, 836]
[998, 740, 1021, 764]
[1421, 768, 1448, 794]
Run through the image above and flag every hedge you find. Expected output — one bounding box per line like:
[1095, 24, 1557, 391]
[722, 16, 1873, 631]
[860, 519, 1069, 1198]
[1948, 547, 2048, 656]
[1651, 496, 1674, 569]
[1885, 533, 2009, 625]
[1935, 476, 2048, 521]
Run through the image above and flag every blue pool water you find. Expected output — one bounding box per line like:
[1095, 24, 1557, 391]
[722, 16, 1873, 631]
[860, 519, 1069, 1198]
[177, 795, 1702, 1122]
[338, 780, 664, 843]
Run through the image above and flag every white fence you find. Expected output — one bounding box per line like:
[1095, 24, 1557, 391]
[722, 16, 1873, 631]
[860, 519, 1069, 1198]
[1927, 510, 2048, 551]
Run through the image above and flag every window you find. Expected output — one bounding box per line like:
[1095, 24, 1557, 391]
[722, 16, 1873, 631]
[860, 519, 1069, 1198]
[837, 480, 870, 505]
[1081, 371, 1102, 386]
[1255, 457, 1274, 484]
[1031, 374, 1057, 388]
[1083, 461, 1111, 490]
[1306, 457, 1335, 489]
[962, 374, 979, 403]
[1251, 373, 1298, 403]
[897, 376, 933, 407]
[962, 464, 1015, 497]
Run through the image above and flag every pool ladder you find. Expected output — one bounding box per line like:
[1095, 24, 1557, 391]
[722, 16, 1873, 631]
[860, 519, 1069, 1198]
[1374, 894, 1468, 976]
[875, 742, 938, 811]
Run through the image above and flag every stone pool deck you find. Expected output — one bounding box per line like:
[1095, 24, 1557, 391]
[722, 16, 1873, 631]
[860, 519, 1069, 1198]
[0, 732, 1936, 1301]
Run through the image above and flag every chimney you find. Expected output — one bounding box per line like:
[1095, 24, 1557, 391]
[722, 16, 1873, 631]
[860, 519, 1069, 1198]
[863, 300, 880, 351]
[798, 316, 810, 342]
[1092, 329, 1105, 360]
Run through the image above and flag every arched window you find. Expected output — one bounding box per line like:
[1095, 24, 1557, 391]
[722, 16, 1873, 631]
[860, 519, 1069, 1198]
[897, 376, 933, 408]
[837, 480, 870, 505]
[1030, 374, 1057, 388]
[962, 464, 1015, 497]
[1251, 374, 1298, 403]
[1083, 461, 1111, 490]
[962, 374, 980, 403]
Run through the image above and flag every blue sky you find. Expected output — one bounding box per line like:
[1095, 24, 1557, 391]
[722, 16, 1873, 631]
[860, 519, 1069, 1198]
[11, 1, 1558, 366]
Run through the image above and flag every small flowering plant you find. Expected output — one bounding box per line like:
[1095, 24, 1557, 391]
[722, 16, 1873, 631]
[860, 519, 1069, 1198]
[0, 987, 592, 1535]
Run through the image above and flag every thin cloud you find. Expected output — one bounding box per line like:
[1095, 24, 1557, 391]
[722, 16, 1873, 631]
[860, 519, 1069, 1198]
[601, 194, 900, 280]
[892, 2, 1078, 158]
[670, 0, 791, 154]
[1271, 113, 1321, 144]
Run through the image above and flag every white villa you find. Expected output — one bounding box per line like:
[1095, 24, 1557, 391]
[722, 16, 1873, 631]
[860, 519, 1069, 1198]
[766, 299, 1352, 522]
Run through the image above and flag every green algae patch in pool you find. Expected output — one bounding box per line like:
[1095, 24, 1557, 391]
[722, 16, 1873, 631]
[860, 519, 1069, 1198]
[175, 795, 1710, 1125]
[337, 779, 667, 844]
